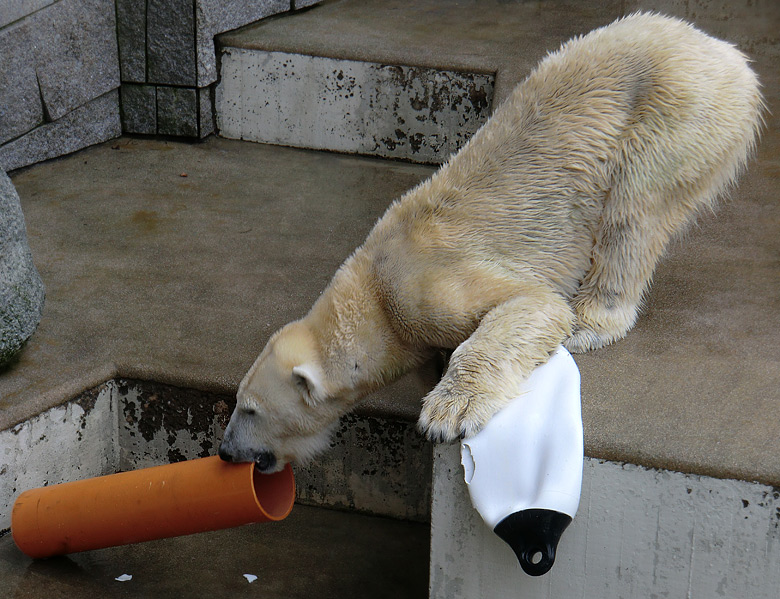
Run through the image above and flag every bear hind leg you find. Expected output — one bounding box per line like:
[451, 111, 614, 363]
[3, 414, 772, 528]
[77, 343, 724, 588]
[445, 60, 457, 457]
[565, 190, 705, 353]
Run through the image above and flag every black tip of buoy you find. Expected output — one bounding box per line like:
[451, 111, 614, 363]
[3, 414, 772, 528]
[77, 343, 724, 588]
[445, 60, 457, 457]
[493, 509, 572, 576]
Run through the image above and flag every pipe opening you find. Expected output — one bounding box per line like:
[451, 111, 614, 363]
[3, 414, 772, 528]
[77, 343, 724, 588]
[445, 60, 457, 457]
[251, 463, 296, 520]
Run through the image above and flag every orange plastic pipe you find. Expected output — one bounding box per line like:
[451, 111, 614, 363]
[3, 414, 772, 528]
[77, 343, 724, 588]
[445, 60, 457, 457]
[11, 456, 295, 559]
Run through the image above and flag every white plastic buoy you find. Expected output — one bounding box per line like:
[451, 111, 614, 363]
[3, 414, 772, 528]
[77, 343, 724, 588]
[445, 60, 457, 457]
[460, 346, 583, 576]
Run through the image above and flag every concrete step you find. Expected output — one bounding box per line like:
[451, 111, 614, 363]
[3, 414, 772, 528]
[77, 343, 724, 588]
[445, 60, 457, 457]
[431, 444, 780, 599]
[0, 137, 436, 436]
[0, 137, 440, 536]
[215, 0, 778, 166]
[215, 0, 696, 163]
[3, 123, 780, 512]
[214, 0, 618, 163]
[216, 48, 493, 164]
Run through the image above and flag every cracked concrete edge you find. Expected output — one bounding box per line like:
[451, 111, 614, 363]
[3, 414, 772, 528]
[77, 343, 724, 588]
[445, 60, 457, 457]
[1, 376, 433, 531]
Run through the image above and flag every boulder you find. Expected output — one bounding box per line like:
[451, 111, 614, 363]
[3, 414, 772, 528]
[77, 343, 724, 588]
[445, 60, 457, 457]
[0, 169, 45, 368]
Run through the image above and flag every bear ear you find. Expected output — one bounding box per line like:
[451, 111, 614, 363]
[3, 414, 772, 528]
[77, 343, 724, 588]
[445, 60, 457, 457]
[292, 364, 328, 406]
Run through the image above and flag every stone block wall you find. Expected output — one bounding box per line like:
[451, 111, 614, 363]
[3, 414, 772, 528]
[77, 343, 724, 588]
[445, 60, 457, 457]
[0, 0, 121, 171]
[116, 0, 303, 139]
[0, 0, 321, 171]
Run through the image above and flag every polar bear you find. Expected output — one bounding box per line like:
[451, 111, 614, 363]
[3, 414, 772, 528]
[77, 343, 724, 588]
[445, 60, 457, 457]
[219, 12, 763, 472]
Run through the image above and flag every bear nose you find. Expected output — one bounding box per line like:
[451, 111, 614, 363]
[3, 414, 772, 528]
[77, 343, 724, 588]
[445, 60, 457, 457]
[254, 451, 276, 472]
[218, 444, 234, 462]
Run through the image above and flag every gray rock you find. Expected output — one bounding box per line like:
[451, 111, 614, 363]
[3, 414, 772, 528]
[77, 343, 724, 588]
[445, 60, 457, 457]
[0, 0, 56, 29]
[120, 84, 157, 135]
[157, 86, 198, 137]
[0, 169, 44, 369]
[116, 0, 147, 83]
[0, 17, 44, 145]
[195, 0, 289, 87]
[33, 0, 120, 121]
[147, 0, 197, 86]
[0, 90, 121, 172]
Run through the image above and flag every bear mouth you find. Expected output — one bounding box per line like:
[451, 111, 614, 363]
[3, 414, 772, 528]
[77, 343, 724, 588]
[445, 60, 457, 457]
[253, 451, 277, 473]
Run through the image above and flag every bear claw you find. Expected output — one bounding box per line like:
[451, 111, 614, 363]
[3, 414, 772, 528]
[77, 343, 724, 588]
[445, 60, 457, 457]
[419, 390, 491, 443]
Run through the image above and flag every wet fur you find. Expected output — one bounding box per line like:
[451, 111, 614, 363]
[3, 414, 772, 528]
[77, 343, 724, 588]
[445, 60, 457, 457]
[220, 13, 763, 467]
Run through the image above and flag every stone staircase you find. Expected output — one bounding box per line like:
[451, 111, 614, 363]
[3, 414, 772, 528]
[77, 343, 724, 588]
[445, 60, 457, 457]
[211, 0, 619, 164]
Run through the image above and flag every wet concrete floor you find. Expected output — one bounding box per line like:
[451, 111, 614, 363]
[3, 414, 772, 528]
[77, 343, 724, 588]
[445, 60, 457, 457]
[0, 504, 429, 598]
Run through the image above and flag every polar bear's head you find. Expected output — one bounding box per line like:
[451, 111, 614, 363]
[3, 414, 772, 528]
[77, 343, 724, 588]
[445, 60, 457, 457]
[218, 321, 344, 473]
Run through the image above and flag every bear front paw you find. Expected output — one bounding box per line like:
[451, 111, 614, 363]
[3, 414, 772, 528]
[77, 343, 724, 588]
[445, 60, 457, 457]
[418, 387, 494, 443]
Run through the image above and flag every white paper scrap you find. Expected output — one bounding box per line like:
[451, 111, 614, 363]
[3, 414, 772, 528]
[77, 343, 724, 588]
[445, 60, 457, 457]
[115, 574, 133, 582]
[243, 574, 258, 584]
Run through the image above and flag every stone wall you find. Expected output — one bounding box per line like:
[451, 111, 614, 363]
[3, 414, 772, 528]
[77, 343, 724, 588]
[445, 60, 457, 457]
[0, 0, 321, 171]
[116, 0, 300, 139]
[0, 0, 121, 171]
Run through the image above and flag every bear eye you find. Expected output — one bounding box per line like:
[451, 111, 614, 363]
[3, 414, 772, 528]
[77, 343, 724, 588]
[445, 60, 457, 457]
[241, 407, 257, 417]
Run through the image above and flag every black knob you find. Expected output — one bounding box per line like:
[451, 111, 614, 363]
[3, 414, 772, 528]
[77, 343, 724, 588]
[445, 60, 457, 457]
[493, 509, 572, 576]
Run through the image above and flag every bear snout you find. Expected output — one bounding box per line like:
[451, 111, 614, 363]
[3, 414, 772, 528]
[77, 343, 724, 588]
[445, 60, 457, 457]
[218, 443, 235, 462]
[218, 442, 277, 472]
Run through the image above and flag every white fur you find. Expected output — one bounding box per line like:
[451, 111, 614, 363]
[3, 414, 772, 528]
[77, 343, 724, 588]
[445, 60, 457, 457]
[220, 13, 764, 466]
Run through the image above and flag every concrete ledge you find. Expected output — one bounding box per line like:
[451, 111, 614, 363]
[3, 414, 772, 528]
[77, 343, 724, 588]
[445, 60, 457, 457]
[1, 378, 432, 531]
[0, 137, 436, 432]
[0, 383, 118, 531]
[1, 130, 779, 489]
[216, 48, 493, 163]
[216, 0, 628, 108]
[431, 444, 780, 599]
